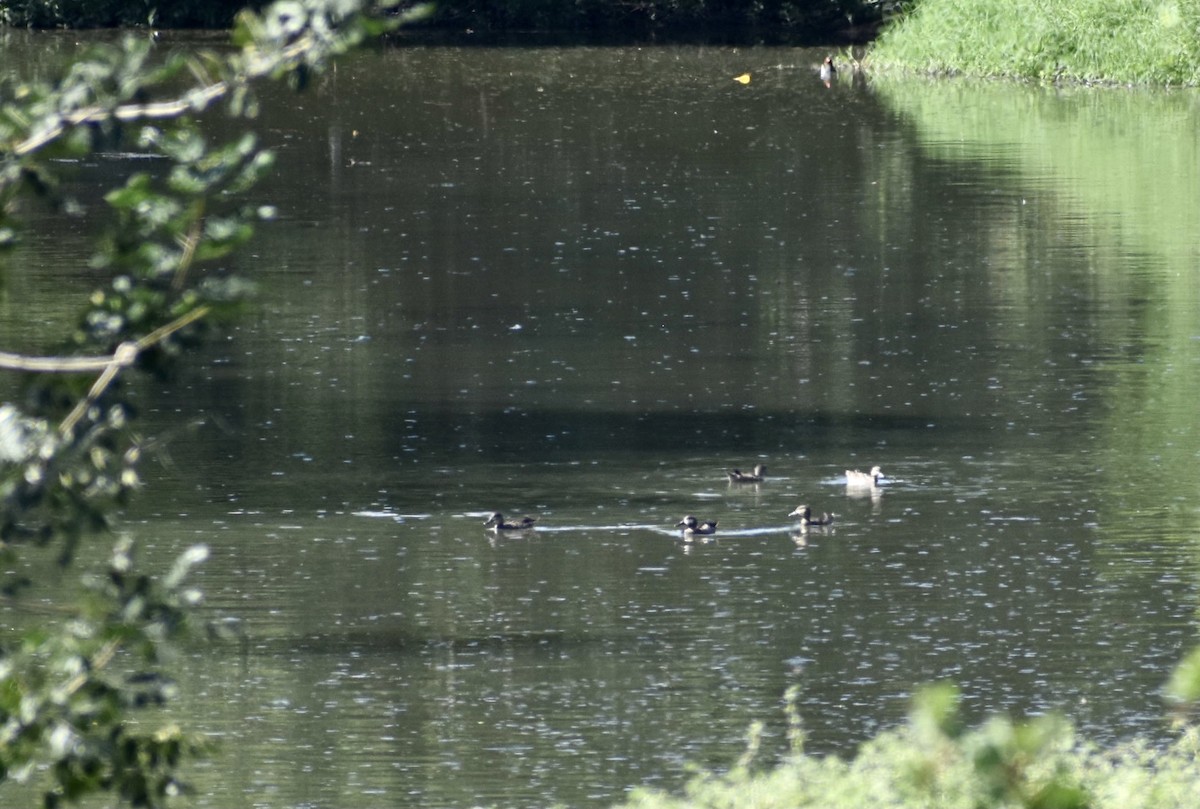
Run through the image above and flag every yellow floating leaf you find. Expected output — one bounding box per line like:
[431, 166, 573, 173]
[733, 73, 751, 85]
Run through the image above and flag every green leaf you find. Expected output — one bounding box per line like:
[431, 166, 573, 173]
[910, 682, 965, 740]
[1165, 646, 1200, 706]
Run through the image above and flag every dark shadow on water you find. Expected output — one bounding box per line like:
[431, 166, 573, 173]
[389, 19, 879, 48]
[392, 407, 988, 461]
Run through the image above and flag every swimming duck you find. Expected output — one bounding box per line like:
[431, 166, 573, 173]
[727, 464, 767, 483]
[819, 56, 836, 83]
[676, 515, 719, 536]
[483, 512, 537, 531]
[845, 466, 883, 487]
[788, 505, 834, 526]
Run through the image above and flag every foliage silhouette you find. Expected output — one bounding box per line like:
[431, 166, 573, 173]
[0, 1, 425, 804]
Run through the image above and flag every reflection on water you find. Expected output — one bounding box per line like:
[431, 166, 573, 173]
[5, 37, 1200, 809]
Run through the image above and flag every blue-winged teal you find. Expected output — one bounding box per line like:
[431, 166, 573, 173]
[483, 512, 537, 531]
[676, 515, 718, 536]
[788, 505, 834, 526]
[727, 464, 767, 483]
[845, 466, 883, 487]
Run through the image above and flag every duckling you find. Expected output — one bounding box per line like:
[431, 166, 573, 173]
[845, 466, 883, 487]
[483, 512, 537, 531]
[819, 55, 836, 83]
[788, 505, 834, 526]
[727, 464, 767, 484]
[676, 515, 719, 536]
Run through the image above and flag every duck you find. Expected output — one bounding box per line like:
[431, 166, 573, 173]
[845, 466, 884, 487]
[819, 55, 836, 83]
[727, 464, 767, 483]
[483, 512, 537, 531]
[788, 505, 834, 526]
[676, 515, 719, 536]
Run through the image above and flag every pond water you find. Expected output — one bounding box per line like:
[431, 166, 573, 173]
[4, 34, 1200, 809]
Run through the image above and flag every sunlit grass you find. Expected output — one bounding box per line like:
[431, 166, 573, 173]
[869, 0, 1200, 85]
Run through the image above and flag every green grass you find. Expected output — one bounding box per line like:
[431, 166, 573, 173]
[869, 0, 1200, 85]
[617, 685, 1200, 809]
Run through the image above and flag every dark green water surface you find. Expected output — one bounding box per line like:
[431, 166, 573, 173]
[3, 34, 1200, 809]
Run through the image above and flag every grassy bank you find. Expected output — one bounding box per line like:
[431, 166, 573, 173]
[870, 0, 1200, 85]
[618, 684, 1200, 809]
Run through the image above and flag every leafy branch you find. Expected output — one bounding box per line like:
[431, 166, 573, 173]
[0, 1, 426, 805]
